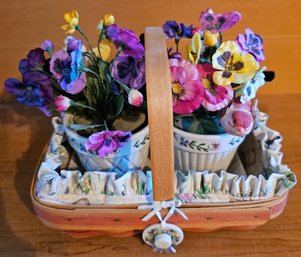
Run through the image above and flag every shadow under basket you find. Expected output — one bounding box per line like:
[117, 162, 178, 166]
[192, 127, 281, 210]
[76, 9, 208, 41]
[31, 28, 296, 252]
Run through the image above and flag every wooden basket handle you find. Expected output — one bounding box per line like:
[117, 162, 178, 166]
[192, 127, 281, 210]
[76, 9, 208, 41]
[145, 27, 174, 201]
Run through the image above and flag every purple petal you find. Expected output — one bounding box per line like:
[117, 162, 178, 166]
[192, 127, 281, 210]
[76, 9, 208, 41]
[27, 48, 45, 68]
[4, 78, 26, 95]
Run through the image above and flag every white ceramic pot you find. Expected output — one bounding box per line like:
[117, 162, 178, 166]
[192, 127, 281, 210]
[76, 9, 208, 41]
[173, 127, 245, 172]
[63, 114, 150, 173]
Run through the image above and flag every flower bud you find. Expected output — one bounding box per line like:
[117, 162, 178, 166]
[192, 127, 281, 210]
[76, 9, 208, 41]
[104, 14, 115, 25]
[203, 30, 219, 47]
[192, 27, 202, 36]
[220, 102, 253, 136]
[55, 95, 71, 112]
[128, 90, 143, 107]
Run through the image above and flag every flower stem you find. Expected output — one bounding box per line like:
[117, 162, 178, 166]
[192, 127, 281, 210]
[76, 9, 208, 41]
[109, 47, 122, 78]
[104, 120, 109, 131]
[83, 67, 101, 81]
[219, 32, 223, 45]
[175, 38, 180, 52]
[199, 58, 212, 64]
[113, 79, 130, 93]
[71, 101, 96, 111]
[76, 26, 97, 59]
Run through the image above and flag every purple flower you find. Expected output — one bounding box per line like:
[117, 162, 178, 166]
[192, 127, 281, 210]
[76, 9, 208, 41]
[111, 52, 145, 89]
[199, 8, 241, 33]
[107, 24, 144, 58]
[85, 130, 132, 158]
[50, 40, 86, 94]
[19, 48, 48, 74]
[236, 28, 265, 62]
[167, 48, 182, 61]
[65, 36, 82, 52]
[40, 40, 54, 53]
[162, 20, 193, 40]
[4, 71, 53, 115]
[106, 24, 122, 42]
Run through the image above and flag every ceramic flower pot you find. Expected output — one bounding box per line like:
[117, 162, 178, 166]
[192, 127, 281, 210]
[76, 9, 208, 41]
[63, 114, 150, 174]
[173, 127, 245, 172]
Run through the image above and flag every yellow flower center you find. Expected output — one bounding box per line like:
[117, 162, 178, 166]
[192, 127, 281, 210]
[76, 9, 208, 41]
[202, 78, 211, 90]
[172, 82, 183, 95]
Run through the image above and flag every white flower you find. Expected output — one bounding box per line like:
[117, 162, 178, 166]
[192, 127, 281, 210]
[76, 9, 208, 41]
[240, 67, 266, 103]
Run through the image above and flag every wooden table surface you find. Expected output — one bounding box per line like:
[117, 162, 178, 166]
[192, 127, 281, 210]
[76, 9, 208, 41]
[0, 95, 300, 257]
[1, 0, 301, 256]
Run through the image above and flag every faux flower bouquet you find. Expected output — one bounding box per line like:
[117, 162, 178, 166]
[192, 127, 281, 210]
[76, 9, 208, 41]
[163, 8, 267, 136]
[4, 11, 147, 158]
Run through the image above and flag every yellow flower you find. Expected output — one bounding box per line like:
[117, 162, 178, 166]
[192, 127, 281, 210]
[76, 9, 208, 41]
[203, 30, 219, 47]
[212, 41, 259, 86]
[187, 32, 202, 64]
[104, 14, 115, 25]
[61, 10, 79, 34]
[93, 39, 113, 62]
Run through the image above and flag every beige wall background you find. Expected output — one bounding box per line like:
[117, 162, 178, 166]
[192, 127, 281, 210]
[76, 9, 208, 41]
[1, 0, 301, 100]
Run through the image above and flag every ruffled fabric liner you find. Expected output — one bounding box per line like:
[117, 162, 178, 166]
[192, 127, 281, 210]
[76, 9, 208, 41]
[35, 114, 296, 205]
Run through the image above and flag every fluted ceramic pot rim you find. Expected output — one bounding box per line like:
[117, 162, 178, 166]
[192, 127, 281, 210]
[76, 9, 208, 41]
[63, 113, 149, 158]
[173, 126, 245, 153]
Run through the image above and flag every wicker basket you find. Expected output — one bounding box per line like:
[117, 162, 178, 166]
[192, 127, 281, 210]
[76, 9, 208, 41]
[31, 27, 292, 251]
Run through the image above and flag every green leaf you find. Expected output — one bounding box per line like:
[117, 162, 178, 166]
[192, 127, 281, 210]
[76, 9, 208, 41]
[68, 124, 103, 131]
[106, 94, 125, 123]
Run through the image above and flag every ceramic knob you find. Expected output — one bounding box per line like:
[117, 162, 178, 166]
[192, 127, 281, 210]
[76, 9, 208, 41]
[154, 233, 172, 249]
[142, 223, 184, 252]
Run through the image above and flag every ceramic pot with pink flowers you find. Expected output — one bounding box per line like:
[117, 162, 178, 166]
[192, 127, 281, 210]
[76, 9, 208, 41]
[163, 8, 266, 172]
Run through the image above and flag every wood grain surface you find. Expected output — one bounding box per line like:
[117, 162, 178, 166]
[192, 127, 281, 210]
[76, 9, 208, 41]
[0, 95, 300, 257]
[1, 1, 301, 256]
[1, 0, 301, 99]
[145, 27, 174, 201]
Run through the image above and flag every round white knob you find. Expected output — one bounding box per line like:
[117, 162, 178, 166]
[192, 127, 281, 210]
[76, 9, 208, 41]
[154, 233, 172, 249]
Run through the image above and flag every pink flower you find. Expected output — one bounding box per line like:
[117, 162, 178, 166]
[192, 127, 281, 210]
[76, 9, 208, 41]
[221, 101, 254, 136]
[169, 59, 204, 114]
[197, 63, 233, 111]
[85, 130, 132, 158]
[128, 89, 143, 107]
[55, 95, 71, 112]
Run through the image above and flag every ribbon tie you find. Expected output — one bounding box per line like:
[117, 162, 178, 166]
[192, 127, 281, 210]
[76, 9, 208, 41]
[138, 200, 188, 227]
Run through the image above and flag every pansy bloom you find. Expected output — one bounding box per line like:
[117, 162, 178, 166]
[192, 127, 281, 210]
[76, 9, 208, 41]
[169, 59, 204, 114]
[19, 48, 49, 74]
[61, 10, 79, 35]
[199, 8, 241, 33]
[162, 20, 193, 40]
[85, 130, 132, 158]
[50, 40, 86, 94]
[212, 41, 259, 86]
[111, 52, 145, 90]
[236, 28, 265, 62]
[4, 71, 53, 115]
[197, 63, 233, 111]
[107, 24, 144, 58]
[240, 67, 266, 103]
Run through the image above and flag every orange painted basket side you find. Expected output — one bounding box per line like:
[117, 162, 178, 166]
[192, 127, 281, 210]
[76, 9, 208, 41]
[30, 27, 289, 238]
